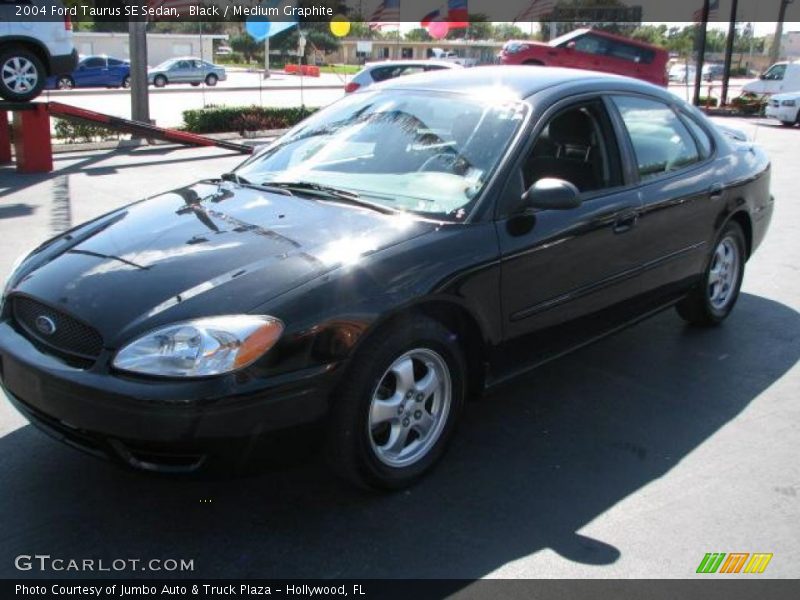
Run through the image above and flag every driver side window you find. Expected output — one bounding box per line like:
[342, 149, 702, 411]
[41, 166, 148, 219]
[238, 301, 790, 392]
[522, 100, 622, 195]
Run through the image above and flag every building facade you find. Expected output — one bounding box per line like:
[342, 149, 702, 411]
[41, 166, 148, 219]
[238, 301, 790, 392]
[72, 32, 228, 66]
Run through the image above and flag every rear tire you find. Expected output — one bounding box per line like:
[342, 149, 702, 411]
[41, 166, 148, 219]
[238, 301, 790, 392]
[56, 75, 74, 90]
[0, 47, 46, 101]
[676, 221, 746, 326]
[523, 60, 545, 66]
[153, 75, 167, 88]
[326, 317, 466, 490]
[121, 75, 131, 88]
[205, 73, 218, 86]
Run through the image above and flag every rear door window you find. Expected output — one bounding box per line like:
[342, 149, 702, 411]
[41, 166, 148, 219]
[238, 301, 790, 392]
[612, 96, 701, 180]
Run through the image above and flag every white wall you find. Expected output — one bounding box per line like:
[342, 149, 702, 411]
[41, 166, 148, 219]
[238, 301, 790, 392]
[72, 32, 225, 67]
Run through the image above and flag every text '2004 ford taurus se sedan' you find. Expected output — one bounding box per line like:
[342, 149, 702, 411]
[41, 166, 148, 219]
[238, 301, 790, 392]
[0, 67, 773, 490]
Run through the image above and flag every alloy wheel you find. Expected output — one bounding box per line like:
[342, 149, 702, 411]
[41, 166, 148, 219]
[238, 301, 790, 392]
[708, 236, 740, 310]
[2, 56, 38, 94]
[367, 348, 451, 468]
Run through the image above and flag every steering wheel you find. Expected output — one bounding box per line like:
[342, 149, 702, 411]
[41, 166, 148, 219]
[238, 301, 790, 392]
[417, 151, 460, 173]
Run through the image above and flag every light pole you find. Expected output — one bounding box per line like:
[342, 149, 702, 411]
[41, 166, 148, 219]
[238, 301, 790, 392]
[128, 19, 150, 124]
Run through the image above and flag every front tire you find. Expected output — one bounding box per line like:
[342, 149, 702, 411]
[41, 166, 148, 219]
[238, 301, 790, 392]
[205, 73, 218, 86]
[676, 221, 746, 326]
[523, 59, 545, 66]
[153, 75, 167, 88]
[326, 317, 466, 490]
[0, 47, 45, 101]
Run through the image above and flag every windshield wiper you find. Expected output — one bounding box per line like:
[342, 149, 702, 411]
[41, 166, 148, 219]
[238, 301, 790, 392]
[266, 181, 398, 214]
[219, 172, 293, 196]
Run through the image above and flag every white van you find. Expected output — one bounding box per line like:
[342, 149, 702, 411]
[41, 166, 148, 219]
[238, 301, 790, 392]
[0, 0, 77, 101]
[742, 61, 800, 96]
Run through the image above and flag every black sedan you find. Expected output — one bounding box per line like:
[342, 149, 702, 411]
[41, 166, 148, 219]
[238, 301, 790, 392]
[0, 67, 773, 490]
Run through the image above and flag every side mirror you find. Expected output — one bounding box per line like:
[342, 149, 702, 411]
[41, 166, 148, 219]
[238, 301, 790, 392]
[521, 178, 581, 211]
[759, 73, 766, 80]
[565, 41, 577, 51]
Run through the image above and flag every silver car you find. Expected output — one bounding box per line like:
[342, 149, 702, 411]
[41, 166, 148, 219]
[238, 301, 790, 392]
[345, 60, 461, 93]
[147, 57, 226, 88]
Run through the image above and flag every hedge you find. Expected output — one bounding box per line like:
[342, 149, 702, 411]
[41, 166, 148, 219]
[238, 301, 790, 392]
[53, 119, 121, 143]
[182, 105, 317, 134]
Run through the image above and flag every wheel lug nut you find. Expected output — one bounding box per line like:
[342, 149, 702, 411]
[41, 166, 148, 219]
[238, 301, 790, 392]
[402, 418, 410, 427]
[397, 406, 404, 414]
[416, 393, 424, 402]
[414, 410, 422, 420]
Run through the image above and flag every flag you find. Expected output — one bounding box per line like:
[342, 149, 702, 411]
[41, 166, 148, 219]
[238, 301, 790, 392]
[421, 8, 442, 28]
[512, 0, 555, 24]
[447, 0, 469, 29]
[368, 0, 401, 29]
[693, 0, 720, 22]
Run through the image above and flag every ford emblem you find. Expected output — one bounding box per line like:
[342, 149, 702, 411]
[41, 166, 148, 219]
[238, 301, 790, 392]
[34, 315, 57, 336]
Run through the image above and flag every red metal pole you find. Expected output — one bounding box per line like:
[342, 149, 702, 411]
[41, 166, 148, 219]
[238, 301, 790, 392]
[0, 110, 11, 164]
[13, 104, 53, 173]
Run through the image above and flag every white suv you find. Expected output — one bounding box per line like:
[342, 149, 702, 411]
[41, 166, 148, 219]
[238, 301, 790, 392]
[0, 0, 77, 101]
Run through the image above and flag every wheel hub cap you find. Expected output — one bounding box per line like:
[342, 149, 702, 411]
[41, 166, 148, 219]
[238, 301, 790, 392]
[708, 236, 740, 310]
[367, 348, 451, 468]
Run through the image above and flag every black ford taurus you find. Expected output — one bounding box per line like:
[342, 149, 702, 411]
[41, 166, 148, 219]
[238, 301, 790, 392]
[0, 67, 773, 489]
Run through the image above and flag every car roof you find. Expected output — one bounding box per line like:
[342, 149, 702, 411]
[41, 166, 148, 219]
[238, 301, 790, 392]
[363, 60, 460, 69]
[375, 65, 656, 99]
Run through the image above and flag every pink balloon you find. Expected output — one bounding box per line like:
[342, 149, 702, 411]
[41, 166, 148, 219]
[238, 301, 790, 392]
[427, 20, 450, 40]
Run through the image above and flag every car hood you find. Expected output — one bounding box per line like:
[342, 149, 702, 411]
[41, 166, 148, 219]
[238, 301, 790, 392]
[10, 181, 435, 347]
[770, 92, 799, 101]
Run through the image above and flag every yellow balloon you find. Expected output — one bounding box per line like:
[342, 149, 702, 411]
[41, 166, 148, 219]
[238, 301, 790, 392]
[329, 16, 351, 38]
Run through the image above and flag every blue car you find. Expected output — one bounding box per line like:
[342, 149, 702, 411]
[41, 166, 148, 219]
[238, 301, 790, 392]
[47, 55, 130, 90]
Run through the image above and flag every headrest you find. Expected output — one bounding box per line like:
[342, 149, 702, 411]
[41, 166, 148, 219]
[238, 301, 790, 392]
[548, 110, 593, 146]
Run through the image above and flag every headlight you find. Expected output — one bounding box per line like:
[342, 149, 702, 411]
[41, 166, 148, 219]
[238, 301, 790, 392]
[2, 249, 33, 309]
[781, 99, 797, 107]
[113, 315, 284, 377]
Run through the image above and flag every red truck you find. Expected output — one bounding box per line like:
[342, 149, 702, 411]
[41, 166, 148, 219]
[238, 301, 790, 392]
[499, 28, 669, 87]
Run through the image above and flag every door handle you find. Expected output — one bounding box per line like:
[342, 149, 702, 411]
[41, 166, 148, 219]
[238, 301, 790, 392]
[613, 212, 639, 234]
[708, 184, 724, 200]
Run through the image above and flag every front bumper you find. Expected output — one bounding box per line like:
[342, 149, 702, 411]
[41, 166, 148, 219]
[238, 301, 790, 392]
[765, 104, 798, 123]
[0, 320, 340, 473]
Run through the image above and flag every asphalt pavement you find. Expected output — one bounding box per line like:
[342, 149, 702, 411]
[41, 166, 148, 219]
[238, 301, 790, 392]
[0, 117, 797, 580]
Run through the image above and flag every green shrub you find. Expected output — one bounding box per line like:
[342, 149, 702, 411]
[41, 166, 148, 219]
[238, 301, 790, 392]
[731, 93, 766, 115]
[182, 105, 317, 134]
[697, 96, 719, 107]
[53, 119, 121, 143]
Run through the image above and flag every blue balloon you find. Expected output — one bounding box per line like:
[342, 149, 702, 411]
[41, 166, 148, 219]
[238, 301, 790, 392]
[245, 1, 297, 42]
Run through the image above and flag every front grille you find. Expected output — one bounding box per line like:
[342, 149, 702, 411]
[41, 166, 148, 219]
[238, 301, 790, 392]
[12, 296, 103, 360]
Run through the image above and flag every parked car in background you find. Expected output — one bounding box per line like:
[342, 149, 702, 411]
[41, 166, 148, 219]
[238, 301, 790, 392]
[148, 57, 226, 87]
[47, 55, 130, 90]
[500, 28, 669, 87]
[427, 48, 478, 67]
[668, 63, 724, 84]
[0, 0, 77, 101]
[743, 61, 800, 96]
[765, 91, 800, 126]
[345, 60, 461, 93]
[0, 67, 773, 490]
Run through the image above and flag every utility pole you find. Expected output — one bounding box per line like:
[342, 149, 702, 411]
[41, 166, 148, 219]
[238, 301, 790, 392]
[769, 0, 794, 64]
[721, 0, 739, 106]
[264, 37, 270, 79]
[692, 0, 711, 106]
[128, 19, 150, 124]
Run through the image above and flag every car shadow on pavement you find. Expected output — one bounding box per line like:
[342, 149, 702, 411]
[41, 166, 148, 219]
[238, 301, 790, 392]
[0, 293, 798, 579]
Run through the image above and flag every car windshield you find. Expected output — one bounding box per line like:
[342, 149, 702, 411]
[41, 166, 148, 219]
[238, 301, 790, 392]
[234, 90, 527, 220]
